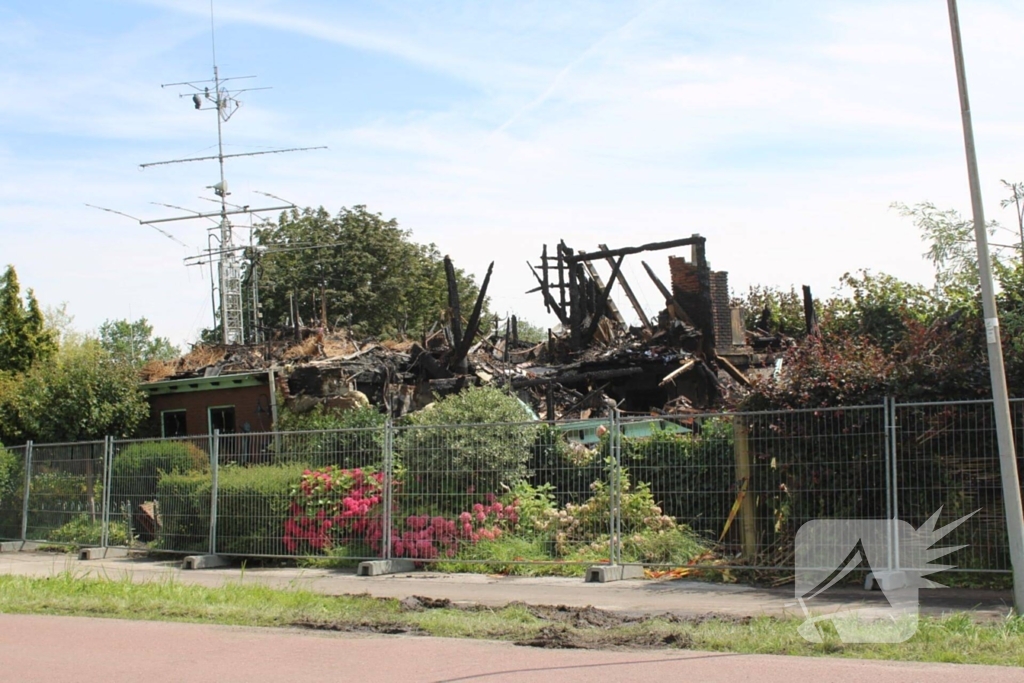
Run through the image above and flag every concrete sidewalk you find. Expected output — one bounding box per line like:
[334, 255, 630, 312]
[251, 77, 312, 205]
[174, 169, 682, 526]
[0, 550, 1013, 619]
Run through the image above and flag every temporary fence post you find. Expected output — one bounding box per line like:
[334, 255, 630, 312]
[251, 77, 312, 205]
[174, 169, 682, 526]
[889, 398, 900, 572]
[883, 398, 893, 573]
[382, 419, 393, 560]
[101, 436, 112, 548]
[732, 417, 757, 560]
[20, 441, 32, 543]
[210, 430, 220, 555]
[610, 408, 622, 565]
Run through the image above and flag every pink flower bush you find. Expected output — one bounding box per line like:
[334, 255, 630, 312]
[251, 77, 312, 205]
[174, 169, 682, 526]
[284, 467, 385, 553]
[284, 468, 522, 560]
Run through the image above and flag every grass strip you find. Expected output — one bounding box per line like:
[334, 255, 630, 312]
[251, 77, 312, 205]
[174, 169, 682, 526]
[0, 573, 1021, 667]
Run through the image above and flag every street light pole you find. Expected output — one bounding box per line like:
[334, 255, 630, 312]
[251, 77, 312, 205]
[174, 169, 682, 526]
[946, 0, 1024, 613]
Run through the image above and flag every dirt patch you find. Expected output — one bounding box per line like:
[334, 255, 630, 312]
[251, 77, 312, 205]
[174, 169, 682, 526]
[399, 595, 489, 612]
[517, 603, 641, 628]
[292, 618, 426, 636]
[515, 625, 695, 650]
[298, 594, 758, 650]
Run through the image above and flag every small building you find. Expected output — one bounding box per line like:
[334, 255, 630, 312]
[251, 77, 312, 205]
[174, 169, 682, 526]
[141, 371, 278, 439]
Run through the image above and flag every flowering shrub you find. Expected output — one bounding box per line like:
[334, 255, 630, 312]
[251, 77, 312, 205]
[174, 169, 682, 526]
[284, 466, 385, 554]
[284, 467, 522, 560]
[391, 495, 519, 560]
[535, 470, 676, 556]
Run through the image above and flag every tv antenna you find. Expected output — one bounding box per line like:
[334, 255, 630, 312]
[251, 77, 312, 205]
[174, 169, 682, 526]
[91, 4, 325, 346]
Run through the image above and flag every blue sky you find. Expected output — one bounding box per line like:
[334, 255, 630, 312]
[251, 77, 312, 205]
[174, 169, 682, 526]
[2, 0, 1023, 345]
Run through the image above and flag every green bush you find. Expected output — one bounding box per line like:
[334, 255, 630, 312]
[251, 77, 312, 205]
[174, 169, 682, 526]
[528, 425, 603, 507]
[156, 463, 307, 555]
[24, 469, 97, 539]
[620, 420, 735, 539]
[110, 441, 209, 514]
[0, 447, 24, 539]
[152, 470, 209, 553]
[46, 514, 130, 547]
[275, 405, 386, 469]
[398, 387, 537, 509]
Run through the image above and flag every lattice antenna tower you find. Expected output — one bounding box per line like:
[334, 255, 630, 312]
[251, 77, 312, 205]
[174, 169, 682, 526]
[137, 9, 323, 345]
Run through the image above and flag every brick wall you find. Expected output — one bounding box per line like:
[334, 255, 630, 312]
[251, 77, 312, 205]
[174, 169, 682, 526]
[668, 257, 734, 351]
[709, 271, 733, 353]
[148, 384, 273, 437]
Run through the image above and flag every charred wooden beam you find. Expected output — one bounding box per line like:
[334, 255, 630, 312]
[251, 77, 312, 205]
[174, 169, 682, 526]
[802, 285, 819, 337]
[641, 260, 696, 327]
[511, 366, 643, 389]
[541, 245, 550, 314]
[444, 256, 463, 350]
[583, 260, 625, 325]
[563, 242, 582, 349]
[527, 262, 568, 325]
[564, 382, 611, 415]
[598, 244, 652, 333]
[567, 235, 705, 264]
[659, 360, 696, 386]
[451, 261, 494, 370]
[582, 255, 625, 344]
[585, 271, 597, 316]
[717, 355, 752, 387]
[410, 343, 454, 380]
[557, 244, 566, 311]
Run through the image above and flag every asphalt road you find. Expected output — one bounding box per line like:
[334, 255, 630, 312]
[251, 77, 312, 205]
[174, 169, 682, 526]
[1, 614, 1021, 683]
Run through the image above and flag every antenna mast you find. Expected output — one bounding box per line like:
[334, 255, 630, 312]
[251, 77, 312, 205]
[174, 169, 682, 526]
[139, 8, 324, 345]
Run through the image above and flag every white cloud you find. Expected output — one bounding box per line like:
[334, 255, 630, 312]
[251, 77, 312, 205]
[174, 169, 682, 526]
[3, 1, 1023, 344]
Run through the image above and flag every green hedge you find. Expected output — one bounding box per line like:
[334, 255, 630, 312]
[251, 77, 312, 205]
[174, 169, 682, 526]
[156, 463, 307, 555]
[619, 421, 735, 539]
[528, 425, 603, 508]
[110, 441, 209, 517]
[274, 405, 386, 469]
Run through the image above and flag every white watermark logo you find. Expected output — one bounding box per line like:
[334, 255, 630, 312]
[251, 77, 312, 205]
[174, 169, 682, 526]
[794, 508, 976, 643]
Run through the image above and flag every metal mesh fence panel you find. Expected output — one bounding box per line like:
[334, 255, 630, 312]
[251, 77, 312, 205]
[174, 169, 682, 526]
[0, 444, 27, 541]
[742, 405, 889, 570]
[108, 435, 213, 554]
[214, 426, 387, 558]
[23, 441, 107, 545]
[390, 419, 613, 568]
[892, 399, 1024, 573]
[620, 406, 889, 570]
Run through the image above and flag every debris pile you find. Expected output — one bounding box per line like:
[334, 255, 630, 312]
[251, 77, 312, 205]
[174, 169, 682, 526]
[142, 235, 787, 419]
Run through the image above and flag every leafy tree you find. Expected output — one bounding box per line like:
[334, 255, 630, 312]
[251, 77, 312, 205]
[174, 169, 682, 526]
[0, 266, 55, 374]
[999, 179, 1024, 267]
[733, 285, 806, 336]
[98, 318, 179, 369]
[8, 339, 149, 443]
[250, 206, 485, 339]
[746, 194, 1024, 408]
[821, 271, 938, 351]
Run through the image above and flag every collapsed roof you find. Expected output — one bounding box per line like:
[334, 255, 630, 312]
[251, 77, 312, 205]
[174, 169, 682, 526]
[142, 235, 789, 420]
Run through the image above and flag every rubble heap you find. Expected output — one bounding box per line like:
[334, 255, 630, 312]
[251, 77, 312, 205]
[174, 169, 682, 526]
[142, 236, 790, 419]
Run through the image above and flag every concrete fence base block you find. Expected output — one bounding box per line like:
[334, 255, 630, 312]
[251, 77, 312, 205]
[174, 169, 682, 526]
[585, 564, 645, 583]
[78, 547, 130, 561]
[357, 560, 417, 577]
[864, 570, 908, 592]
[0, 541, 41, 553]
[182, 554, 231, 570]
